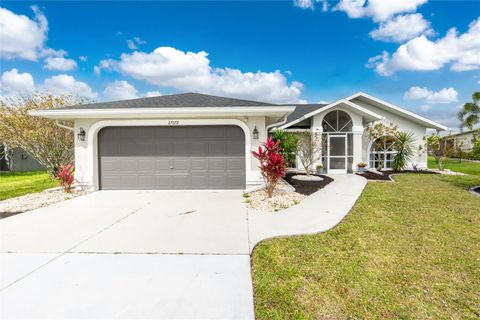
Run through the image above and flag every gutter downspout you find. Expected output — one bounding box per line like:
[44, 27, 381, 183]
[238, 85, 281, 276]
[56, 120, 74, 131]
[265, 114, 289, 133]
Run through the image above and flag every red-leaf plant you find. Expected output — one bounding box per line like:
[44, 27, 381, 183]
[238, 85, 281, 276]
[251, 137, 287, 198]
[58, 164, 75, 193]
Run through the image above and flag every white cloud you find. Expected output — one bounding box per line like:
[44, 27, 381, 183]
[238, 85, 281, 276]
[420, 104, 431, 112]
[334, 0, 428, 22]
[96, 46, 304, 103]
[369, 18, 480, 75]
[0, 6, 49, 60]
[79, 56, 87, 62]
[103, 80, 138, 100]
[370, 13, 433, 43]
[42, 75, 97, 98]
[0, 69, 36, 96]
[293, 0, 328, 11]
[145, 91, 162, 97]
[43, 56, 77, 71]
[126, 37, 147, 50]
[126, 40, 138, 50]
[404, 86, 458, 104]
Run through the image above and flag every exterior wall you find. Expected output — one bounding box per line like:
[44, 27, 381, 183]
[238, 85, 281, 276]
[74, 117, 265, 190]
[452, 132, 475, 151]
[1, 147, 46, 172]
[351, 98, 429, 169]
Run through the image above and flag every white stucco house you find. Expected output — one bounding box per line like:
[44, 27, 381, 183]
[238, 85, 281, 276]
[31, 92, 447, 190]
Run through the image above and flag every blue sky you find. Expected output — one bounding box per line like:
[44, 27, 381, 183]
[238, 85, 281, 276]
[1, 1, 479, 128]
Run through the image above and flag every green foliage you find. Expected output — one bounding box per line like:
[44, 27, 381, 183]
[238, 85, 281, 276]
[0, 171, 59, 201]
[252, 174, 480, 319]
[457, 91, 480, 130]
[271, 129, 299, 167]
[392, 131, 415, 171]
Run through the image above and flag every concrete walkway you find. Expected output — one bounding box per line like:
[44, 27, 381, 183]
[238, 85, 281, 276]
[0, 174, 366, 319]
[248, 174, 367, 251]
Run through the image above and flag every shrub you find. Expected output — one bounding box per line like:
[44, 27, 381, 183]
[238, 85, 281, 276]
[393, 131, 415, 171]
[252, 137, 287, 198]
[271, 129, 299, 167]
[296, 131, 322, 175]
[58, 164, 75, 193]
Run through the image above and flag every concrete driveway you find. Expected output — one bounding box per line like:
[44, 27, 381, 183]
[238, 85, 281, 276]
[0, 190, 254, 319]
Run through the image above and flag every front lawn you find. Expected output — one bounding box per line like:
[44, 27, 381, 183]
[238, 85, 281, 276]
[252, 174, 480, 319]
[428, 156, 480, 176]
[0, 171, 59, 201]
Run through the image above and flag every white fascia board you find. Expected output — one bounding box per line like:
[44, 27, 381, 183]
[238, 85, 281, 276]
[346, 92, 448, 131]
[280, 99, 384, 129]
[29, 106, 296, 120]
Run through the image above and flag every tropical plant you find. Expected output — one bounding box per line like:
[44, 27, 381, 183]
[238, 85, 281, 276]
[271, 129, 299, 167]
[426, 134, 453, 171]
[0, 94, 91, 177]
[457, 91, 480, 130]
[251, 137, 287, 198]
[58, 164, 75, 193]
[295, 131, 322, 175]
[392, 131, 415, 171]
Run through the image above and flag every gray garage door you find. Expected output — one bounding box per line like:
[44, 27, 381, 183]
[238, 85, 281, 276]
[98, 126, 246, 190]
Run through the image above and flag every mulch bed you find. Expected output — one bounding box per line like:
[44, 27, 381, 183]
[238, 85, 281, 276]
[284, 172, 334, 196]
[356, 170, 438, 181]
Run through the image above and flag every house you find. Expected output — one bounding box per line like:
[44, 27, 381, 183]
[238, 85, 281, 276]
[30, 92, 447, 190]
[444, 128, 479, 152]
[0, 144, 45, 172]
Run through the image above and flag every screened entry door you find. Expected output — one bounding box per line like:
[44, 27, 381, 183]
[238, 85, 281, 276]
[328, 135, 347, 174]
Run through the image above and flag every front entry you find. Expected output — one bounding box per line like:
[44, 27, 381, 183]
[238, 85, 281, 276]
[327, 135, 348, 174]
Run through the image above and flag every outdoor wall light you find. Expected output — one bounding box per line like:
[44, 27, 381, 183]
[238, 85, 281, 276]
[77, 128, 86, 141]
[253, 126, 259, 139]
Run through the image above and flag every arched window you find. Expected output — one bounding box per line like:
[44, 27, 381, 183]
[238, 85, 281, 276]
[322, 110, 353, 132]
[370, 136, 398, 170]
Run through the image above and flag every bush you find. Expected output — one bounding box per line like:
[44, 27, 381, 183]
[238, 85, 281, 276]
[271, 129, 299, 167]
[252, 137, 287, 198]
[58, 164, 75, 193]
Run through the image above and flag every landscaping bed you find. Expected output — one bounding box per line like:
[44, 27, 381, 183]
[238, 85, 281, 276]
[357, 170, 438, 181]
[0, 188, 91, 219]
[284, 172, 333, 195]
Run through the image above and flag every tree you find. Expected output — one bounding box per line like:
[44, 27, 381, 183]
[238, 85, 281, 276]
[392, 131, 415, 171]
[271, 129, 299, 167]
[252, 137, 287, 198]
[296, 131, 322, 175]
[457, 91, 480, 130]
[426, 134, 452, 171]
[0, 94, 91, 177]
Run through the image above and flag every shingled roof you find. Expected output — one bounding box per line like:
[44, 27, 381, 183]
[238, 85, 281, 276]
[58, 92, 280, 110]
[280, 103, 328, 125]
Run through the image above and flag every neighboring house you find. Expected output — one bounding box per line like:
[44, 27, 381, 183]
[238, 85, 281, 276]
[0, 144, 45, 172]
[445, 129, 479, 152]
[30, 92, 446, 190]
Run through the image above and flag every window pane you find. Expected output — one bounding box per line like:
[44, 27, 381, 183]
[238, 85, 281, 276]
[330, 157, 346, 169]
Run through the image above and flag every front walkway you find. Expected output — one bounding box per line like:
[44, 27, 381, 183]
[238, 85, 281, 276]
[0, 174, 366, 319]
[248, 174, 366, 251]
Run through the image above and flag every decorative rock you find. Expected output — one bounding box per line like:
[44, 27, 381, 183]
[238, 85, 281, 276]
[0, 188, 92, 217]
[246, 181, 306, 213]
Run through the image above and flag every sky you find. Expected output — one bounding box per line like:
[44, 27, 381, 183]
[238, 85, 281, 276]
[0, 0, 479, 129]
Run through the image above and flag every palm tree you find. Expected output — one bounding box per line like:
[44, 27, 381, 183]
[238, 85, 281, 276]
[457, 92, 480, 130]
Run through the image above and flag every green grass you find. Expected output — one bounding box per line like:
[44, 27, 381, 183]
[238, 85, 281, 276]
[252, 174, 480, 319]
[428, 156, 480, 176]
[0, 171, 59, 201]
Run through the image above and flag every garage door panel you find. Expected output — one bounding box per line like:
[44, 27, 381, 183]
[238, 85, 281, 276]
[172, 159, 189, 171]
[191, 158, 208, 171]
[99, 126, 245, 190]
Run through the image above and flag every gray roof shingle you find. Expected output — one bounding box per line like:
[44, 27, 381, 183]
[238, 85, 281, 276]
[281, 103, 328, 125]
[58, 92, 280, 110]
